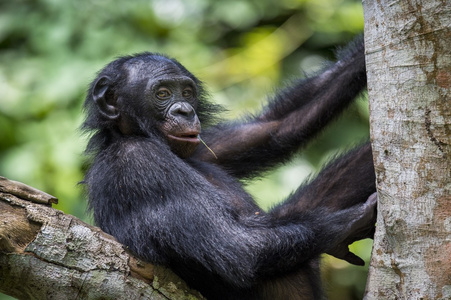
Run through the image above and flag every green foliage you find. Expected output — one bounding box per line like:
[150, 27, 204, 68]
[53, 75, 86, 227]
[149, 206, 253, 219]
[0, 0, 369, 299]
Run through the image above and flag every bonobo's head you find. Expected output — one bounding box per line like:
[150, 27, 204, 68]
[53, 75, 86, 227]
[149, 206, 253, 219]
[83, 53, 219, 158]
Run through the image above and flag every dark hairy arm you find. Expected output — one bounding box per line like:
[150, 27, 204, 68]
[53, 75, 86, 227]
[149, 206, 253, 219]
[193, 37, 367, 179]
[131, 189, 377, 288]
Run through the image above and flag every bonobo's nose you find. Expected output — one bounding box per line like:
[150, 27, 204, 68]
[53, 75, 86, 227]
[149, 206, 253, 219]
[169, 102, 196, 120]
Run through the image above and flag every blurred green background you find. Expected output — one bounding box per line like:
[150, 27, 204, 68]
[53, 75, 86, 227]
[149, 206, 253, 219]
[0, 0, 372, 299]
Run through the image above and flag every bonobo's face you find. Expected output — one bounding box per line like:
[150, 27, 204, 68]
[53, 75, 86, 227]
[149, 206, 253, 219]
[139, 62, 201, 158]
[91, 56, 202, 158]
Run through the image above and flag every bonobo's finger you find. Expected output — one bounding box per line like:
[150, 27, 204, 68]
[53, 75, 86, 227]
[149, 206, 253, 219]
[366, 192, 378, 207]
[326, 243, 365, 266]
[347, 192, 378, 235]
[343, 252, 365, 266]
[363, 192, 378, 222]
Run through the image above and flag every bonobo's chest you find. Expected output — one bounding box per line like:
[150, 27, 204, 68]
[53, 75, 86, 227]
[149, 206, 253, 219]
[188, 158, 261, 214]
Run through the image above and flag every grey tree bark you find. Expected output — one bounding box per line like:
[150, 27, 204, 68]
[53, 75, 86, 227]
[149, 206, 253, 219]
[0, 177, 204, 300]
[363, 0, 451, 299]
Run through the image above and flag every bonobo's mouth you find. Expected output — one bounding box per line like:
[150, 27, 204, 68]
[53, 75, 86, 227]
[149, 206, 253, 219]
[167, 132, 200, 144]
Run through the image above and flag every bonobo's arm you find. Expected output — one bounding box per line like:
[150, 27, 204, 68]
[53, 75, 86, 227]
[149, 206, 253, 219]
[193, 37, 366, 179]
[127, 188, 377, 288]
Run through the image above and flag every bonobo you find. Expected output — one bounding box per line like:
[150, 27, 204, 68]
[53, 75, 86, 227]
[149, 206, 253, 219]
[82, 36, 377, 299]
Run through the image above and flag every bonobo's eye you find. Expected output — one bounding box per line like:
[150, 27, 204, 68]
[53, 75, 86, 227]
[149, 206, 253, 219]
[182, 87, 194, 99]
[156, 87, 171, 100]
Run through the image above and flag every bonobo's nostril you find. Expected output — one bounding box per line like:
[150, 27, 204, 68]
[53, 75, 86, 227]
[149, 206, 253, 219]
[169, 102, 195, 120]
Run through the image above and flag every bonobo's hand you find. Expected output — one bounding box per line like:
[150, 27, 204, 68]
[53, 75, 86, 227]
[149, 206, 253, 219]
[327, 192, 377, 265]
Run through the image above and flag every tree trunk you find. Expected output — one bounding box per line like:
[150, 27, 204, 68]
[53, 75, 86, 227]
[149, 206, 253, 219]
[363, 0, 451, 299]
[0, 177, 204, 300]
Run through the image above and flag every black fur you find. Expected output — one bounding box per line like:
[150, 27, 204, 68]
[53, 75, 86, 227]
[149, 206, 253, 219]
[82, 36, 376, 299]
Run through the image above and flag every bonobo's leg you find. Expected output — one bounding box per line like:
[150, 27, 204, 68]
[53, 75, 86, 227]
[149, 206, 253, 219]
[270, 143, 376, 265]
[270, 143, 375, 215]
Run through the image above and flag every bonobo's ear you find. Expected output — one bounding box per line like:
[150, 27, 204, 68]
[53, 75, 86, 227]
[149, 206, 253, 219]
[92, 76, 119, 120]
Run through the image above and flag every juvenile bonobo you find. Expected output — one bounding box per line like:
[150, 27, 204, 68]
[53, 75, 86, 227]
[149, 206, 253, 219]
[82, 37, 377, 299]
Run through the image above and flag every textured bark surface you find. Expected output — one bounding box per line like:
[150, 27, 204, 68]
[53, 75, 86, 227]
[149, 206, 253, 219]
[363, 0, 451, 299]
[0, 178, 204, 300]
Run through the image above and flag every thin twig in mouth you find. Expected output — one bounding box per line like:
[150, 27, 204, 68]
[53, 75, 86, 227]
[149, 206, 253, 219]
[198, 135, 218, 159]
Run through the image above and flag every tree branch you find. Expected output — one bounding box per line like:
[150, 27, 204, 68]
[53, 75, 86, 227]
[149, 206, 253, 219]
[0, 177, 204, 300]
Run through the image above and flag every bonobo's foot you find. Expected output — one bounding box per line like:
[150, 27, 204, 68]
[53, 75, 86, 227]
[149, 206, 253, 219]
[327, 192, 378, 265]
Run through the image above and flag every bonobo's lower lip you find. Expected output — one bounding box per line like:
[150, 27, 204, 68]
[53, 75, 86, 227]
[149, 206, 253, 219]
[168, 133, 200, 144]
